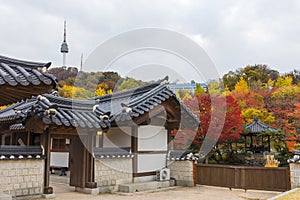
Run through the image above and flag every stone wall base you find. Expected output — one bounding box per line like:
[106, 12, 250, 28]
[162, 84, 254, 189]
[0, 194, 12, 200]
[167, 160, 195, 187]
[176, 180, 194, 187]
[75, 187, 99, 195]
[290, 163, 300, 189]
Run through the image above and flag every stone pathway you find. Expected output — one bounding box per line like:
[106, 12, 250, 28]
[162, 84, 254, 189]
[39, 182, 281, 200]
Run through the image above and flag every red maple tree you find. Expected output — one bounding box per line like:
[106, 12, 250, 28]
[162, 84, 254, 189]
[184, 94, 243, 150]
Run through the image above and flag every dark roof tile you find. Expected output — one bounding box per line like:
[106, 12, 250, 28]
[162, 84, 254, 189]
[0, 78, 200, 131]
[244, 117, 278, 134]
[0, 55, 57, 105]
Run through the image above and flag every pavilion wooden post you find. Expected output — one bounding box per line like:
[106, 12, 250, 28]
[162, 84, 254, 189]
[250, 135, 253, 152]
[267, 135, 271, 152]
[244, 135, 247, 152]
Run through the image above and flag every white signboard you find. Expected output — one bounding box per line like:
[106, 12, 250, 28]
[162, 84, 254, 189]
[50, 152, 69, 168]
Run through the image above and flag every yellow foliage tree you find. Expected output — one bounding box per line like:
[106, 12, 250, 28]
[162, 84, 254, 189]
[0, 105, 7, 110]
[222, 85, 231, 96]
[241, 108, 275, 124]
[234, 77, 249, 93]
[182, 92, 192, 101]
[95, 87, 106, 97]
[94, 83, 113, 97]
[194, 83, 205, 95]
[58, 85, 93, 100]
[272, 85, 300, 99]
[275, 76, 293, 87]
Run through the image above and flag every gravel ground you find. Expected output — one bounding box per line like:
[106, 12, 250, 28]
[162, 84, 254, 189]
[39, 182, 281, 200]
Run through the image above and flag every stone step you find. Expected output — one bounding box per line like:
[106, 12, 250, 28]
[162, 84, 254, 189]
[118, 181, 171, 193]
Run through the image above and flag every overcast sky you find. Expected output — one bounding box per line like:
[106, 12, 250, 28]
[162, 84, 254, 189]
[0, 0, 300, 81]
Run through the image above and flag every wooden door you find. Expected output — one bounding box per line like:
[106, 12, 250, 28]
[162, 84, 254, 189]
[69, 137, 86, 187]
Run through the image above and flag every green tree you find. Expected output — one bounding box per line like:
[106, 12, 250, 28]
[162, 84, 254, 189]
[118, 78, 138, 91]
[207, 80, 223, 96]
[194, 83, 205, 95]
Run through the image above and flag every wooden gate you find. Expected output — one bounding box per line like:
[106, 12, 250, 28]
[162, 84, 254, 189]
[69, 137, 86, 187]
[196, 164, 291, 192]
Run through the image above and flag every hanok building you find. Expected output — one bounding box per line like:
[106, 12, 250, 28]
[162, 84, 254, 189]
[0, 74, 199, 197]
[0, 55, 57, 198]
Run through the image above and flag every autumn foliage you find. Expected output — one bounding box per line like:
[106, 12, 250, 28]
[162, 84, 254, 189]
[184, 94, 243, 148]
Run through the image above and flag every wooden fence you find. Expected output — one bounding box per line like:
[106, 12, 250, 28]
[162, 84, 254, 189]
[196, 164, 291, 192]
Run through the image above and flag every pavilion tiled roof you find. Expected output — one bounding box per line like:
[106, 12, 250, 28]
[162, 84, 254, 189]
[0, 79, 200, 132]
[0, 55, 57, 106]
[244, 116, 278, 134]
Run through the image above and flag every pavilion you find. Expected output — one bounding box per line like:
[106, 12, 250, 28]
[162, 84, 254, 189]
[243, 116, 278, 153]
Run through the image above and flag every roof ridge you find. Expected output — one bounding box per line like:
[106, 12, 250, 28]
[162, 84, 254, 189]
[94, 83, 161, 102]
[127, 84, 167, 107]
[42, 94, 97, 108]
[0, 54, 51, 69]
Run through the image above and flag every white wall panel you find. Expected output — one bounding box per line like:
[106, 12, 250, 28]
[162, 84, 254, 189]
[137, 154, 167, 173]
[103, 127, 131, 148]
[138, 126, 167, 151]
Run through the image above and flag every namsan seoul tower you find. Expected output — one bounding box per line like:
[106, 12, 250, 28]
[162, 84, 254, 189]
[60, 20, 69, 68]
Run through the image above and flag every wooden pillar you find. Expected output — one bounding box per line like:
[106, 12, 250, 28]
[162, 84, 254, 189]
[85, 131, 96, 187]
[27, 131, 30, 146]
[268, 135, 271, 152]
[42, 127, 53, 194]
[244, 135, 247, 152]
[250, 135, 253, 152]
[10, 132, 13, 145]
[131, 126, 138, 179]
[167, 129, 173, 151]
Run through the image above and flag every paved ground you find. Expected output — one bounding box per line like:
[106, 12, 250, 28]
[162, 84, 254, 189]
[40, 182, 281, 200]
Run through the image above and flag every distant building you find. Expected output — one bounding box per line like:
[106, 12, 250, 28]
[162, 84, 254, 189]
[168, 83, 207, 94]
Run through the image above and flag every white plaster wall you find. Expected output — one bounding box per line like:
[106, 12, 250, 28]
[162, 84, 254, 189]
[103, 127, 131, 148]
[137, 154, 166, 173]
[138, 126, 167, 151]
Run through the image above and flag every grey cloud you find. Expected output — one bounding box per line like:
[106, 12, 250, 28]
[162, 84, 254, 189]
[0, 0, 299, 78]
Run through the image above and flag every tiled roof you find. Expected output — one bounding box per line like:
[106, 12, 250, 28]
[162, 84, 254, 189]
[167, 150, 198, 161]
[0, 94, 108, 129]
[244, 117, 278, 134]
[9, 123, 25, 131]
[0, 145, 45, 160]
[94, 147, 133, 159]
[0, 79, 200, 131]
[0, 55, 57, 105]
[93, 82, 200, 130]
